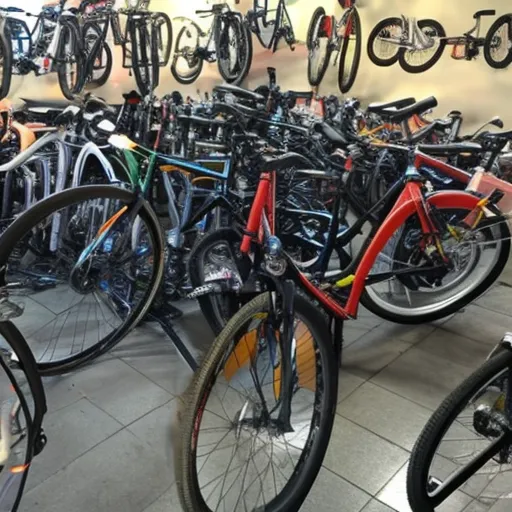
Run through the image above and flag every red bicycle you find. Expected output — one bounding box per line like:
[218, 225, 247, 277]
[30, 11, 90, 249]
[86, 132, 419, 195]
[176, 100, 511, 511]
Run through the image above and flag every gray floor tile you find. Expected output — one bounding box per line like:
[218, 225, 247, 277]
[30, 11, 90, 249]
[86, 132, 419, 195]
[338, 382, 432, 451]
[377, 463, 472, 512]
[301, 467, 371, 512]
[377, 321, 437, 345]
[441, 305, 512, 346]
[342, 329, 413, 380]
[13, 298, 55, 338]
[475, 284, 512, 317]
[361, 500, 397, 512]
[415, 328, 495, 370]
[371, 347, 474, 411]
[20, 429, 171, 512]
[55, 358, 172, 425]
[142, 485, 181, 512]
[26, 398, 122, 491]
[337, 369, 366, 403]
[323, 416, 409, 496]
[41, 374, 85, 413]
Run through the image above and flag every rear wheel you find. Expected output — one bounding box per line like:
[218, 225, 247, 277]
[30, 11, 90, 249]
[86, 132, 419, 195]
[0, 185, 164, 375]
[307, 8, 332, 86]
[131, 20, 159, 96]
[56, 24, 85, 100]
[361, 205, 510, 324]
[171, 23, 203, 85]
[177, 292, 338, 512]
[407, 349, 512, 511]
[337, 8, 362, 94]
[83, 22, 113, 89]
[398, 19, 446, 73]
[484, 14, 512, 69]
[367, 17, 403, 67]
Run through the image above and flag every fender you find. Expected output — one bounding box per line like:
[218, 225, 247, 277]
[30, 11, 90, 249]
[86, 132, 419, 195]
[72, 142, 120, 187]
[487, 332, 512, 359]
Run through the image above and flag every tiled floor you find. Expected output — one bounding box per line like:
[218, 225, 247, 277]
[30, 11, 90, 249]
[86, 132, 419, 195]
[16, 282, 512, 512]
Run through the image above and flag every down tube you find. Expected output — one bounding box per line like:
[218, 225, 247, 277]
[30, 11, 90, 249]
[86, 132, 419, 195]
[344, 190, 482, 316]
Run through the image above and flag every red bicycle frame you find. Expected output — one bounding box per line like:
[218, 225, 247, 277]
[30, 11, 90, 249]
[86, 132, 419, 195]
[240, 167, 483, 320]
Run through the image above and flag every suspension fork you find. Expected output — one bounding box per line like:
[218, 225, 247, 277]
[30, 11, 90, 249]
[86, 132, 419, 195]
[276, 279, 296, 433]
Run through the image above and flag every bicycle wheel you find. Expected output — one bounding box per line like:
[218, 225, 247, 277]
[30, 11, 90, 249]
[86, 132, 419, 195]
[56, 23, 85, 100]
[0, 321, 47, 512]
[0, 25, 12, 100]
[307, 7, 332, 86]
[130, 20, 158, 96]
[215, 16, 252, 85]
[361, 205, 510, 324]
[177, 292, 338, 512]
[484, 14, 512, 69]
[0, 185, 164, 375]
[398, 19, 446, 73]
[367, 17, 403, 67]
[407, 348, 512, 511]
[337, 8, 361, 94]
[83, 22, 113, 89]
[153, 12, 173, 67]
[170, 24, 203, 85]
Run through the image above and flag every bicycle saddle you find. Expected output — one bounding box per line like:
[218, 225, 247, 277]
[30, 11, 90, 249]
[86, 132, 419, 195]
[314, 122, 348, 146]
[367, 97, 416, 116]
[20, 98, 71, 109]
[417, 142, 483, 155]
[213, 84, 266, 103]
[388, 97, 438, 124]
[474, 10, 495, 18]
[258, 152, 314, 173]
[478, 129, 512, 139]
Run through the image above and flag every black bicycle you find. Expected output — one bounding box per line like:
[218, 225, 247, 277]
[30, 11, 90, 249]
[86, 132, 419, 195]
[81, 0, 172, 96]
[171, 2, 251, 85]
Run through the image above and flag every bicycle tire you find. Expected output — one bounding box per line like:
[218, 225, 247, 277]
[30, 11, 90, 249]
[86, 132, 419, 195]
[398, 19, 446, 74]
[367, 17, 403, 67]
[83, 22, 113, 89]
[0, 22, 12, 100]
[153, 12, 173, 67]
[307, 8, 332, 86]
[130, 20, 157, 96]
[361, 206, 511, 324]
[170, 24, 203, 85]
[407, 348, 512, 511]
[337, 7, 361, 94]
[484, 14, 512, 69]
[177, 292, 338, 512]
[0, 185, 165, 376]
[215, 16, 252, 85]
[56, 22, 85, 100]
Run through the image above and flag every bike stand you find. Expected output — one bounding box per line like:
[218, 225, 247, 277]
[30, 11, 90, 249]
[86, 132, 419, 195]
[147, 312, 199, 372]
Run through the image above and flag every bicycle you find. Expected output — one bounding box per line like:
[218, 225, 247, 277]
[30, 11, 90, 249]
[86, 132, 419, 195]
[407, 331, 512, 511]
[171, 1, 251, 86]
[1, 1, 85, 100]
[368, 10, 503, 73]
[307, 0, 361, 94]
[176, 102, 511, 509]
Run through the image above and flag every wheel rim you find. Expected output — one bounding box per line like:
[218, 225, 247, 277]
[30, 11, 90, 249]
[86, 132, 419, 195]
[489, 21, 512, 64]
[340, 19, 358, 89]
[308, 16, 329, 84]
[189, 307, 326, 510]
[365, 210, 503, 318]
[173, 28, 201, 80]
[372, 22, 403, 61]
[402, 25, 442, 68]
[218, 21, 241, 79]
[63, 32, 79, 91]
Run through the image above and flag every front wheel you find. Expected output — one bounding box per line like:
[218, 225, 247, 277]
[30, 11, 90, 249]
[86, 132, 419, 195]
[176, 292, 338, 512]
[215, 17, 252, 85]
[171, 24, 203, 85]
[130, 21, 159, 97]
[337, 8, 362, 94]
[307, 7, 332, 86]
[0, 25, 12, 100]
[398, 19, 446, 73]
[361, 205, 511, 324]
[484, 14, 512, 69]
[83, 22, 113, 89]
[367, 17, 403, 67]
[407, 348, 512, 511]
[56, 24, 85, 100]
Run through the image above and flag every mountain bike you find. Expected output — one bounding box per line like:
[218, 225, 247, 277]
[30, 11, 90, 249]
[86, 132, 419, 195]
[175, 108, 510, 510]
[407, 331, 512, 511]
[307, 0, 361, 94]
[171, 2, 251, 85]
[1, 1, 85, 100]
[0, 316, 47, 512]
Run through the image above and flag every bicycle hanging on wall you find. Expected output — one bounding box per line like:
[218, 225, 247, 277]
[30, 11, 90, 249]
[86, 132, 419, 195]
[367, 10, 512, 73]
[307, 0, 361, 94]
